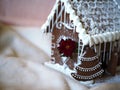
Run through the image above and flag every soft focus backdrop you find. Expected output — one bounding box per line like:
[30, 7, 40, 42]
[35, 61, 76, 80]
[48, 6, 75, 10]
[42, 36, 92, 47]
[0, 0, 55, 26]
[0, 0, 120, 26]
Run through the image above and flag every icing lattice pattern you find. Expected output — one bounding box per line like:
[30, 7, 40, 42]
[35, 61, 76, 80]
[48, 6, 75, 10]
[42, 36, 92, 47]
[70, 0, 120, 35]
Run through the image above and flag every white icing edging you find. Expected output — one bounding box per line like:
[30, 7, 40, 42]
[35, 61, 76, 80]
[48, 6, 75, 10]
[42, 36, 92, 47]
[62, 0, 86, 34]
[41, 0, 120, 46]
[76, 62, 102, 72]
[81, 55, 99, 62]
[61, 0, 120, 46]
[71, 69, 104, 80]
[44, 61, 75, 78]
[41, 0, 60, 31]
[90, 31, 120, 46]
[44, 61, 94, 85]
[79, 31, 120, 46]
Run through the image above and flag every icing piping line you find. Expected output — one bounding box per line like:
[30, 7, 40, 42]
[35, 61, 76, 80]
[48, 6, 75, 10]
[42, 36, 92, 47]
[41, 0, 60, 31]
[72, 69, 104, 80]
[76, 62, 102, 72]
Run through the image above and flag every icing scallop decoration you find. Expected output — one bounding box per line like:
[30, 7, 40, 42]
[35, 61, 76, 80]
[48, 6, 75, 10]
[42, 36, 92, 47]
[106, 32, 111, 42]
[76, 26, 82, 33]
[111, 32, 115, 41]
[89, 37, 95, 47]
[116, 31, 120, 40]
[98, 34, 104, 43]
[92, 35, 99, 45]
[70, 14, 76, 21]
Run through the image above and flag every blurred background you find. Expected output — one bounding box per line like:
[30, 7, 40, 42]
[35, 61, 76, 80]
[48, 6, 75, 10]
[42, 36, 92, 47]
[0, 0, 119, 26]
[0, 0, 56, 26]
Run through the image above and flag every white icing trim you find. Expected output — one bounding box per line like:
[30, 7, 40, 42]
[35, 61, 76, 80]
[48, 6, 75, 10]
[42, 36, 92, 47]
[76, 62, 102, 72]
[64, 0, 120, 46]
[103, 42, 106, 62]
[61, 0, 86, 34]
[41, 0, 120, 47]
[56, 21, 75, 30]
[109, 42, 113, 60]
[81, 55, 98, 62]
[90, 31, 120, 46]
[72, 69, 104, 80]
[56, 35, 77, 46]
[41, 0, 60, 31]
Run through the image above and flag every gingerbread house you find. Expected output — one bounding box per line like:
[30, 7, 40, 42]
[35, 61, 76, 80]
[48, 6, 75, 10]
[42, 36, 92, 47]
[43, 0, 120, 81]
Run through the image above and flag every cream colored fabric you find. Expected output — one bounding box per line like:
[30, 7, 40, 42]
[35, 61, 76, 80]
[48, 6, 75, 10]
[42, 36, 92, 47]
[90, 83, 120, 90]
[0, 24, 120, 90]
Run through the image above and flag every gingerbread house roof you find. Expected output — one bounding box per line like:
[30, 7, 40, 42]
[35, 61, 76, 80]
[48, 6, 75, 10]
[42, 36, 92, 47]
[41, 0, 120, 46]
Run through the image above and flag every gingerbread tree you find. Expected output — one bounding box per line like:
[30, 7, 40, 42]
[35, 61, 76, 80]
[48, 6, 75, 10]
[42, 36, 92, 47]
[71, 46, 104, 81]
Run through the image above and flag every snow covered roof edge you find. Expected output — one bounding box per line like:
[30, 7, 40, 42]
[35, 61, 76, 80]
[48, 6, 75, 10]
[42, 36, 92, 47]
[41, 0, 86, 33]
[40, 0, 60, 32]
[41, 0, 120, 46]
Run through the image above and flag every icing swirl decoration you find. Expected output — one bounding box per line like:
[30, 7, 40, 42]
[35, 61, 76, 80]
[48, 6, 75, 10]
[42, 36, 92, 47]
[56, 21, 75, 30]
